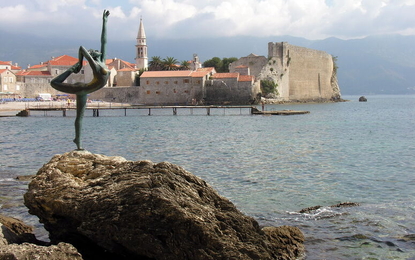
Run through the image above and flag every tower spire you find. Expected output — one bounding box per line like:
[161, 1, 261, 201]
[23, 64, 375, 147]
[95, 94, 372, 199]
[135, 18, 148, 70]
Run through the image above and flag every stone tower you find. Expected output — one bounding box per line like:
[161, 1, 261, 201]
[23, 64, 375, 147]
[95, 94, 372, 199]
[135, 18, 148, 70]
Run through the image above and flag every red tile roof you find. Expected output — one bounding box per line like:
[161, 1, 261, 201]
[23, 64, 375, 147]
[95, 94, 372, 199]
[238, 75, 254, 82]
[118, 67, 135, 72]
[48, 55, 78, 66]
[141, 70, 193, 78]
[191, 70, 211, 77]
[28, 63, 47, 69]
[106, 59, 136, 72]
[197, 67, 215, 72]
[212, 73, 239, 79]
[16, 70, 51, 76]
[0, 61, 21, 70]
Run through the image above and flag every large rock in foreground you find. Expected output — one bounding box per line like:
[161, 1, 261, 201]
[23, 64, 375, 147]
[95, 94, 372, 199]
[24, 151, 304, 260]
[0, 214, 82, 260]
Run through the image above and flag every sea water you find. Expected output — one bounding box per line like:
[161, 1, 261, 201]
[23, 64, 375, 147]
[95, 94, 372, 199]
[1, 95, 414, 259]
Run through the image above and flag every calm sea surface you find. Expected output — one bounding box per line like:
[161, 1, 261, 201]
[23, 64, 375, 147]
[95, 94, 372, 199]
[1, 95, 415, 259]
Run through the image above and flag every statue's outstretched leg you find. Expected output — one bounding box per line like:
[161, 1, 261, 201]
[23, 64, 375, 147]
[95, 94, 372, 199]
[74, 94, 88, 150]
[50, 62, 82, 93]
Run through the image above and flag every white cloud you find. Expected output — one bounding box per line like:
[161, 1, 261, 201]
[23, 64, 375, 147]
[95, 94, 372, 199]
[1, 0, 415, 41]
[0, 4, 28, 22]
[34, 0, 87, 12]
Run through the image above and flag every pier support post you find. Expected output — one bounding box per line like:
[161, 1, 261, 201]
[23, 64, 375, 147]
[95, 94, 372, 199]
[173, 107, 177, 115]
[63, 109, 66, 117]
[207, 108, 210, 116]
[93, 109, 100, 117]
[148, 108, 151, 116]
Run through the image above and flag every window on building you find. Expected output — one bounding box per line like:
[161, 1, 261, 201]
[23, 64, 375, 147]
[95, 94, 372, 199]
[184, 90, 189, 94]
[16, 85, 20, 91]
[146, 80, 150, 85]
[156, 91, 160, 94]
[4, 85, 7, 90]
[146, 90, 151, 94]
[164, 81, 168, 84]
[173, 89, 177, 93]
[156, 81, 160, 85]
[3, 77, 7, 83]
[9, 77, 13, 83]
[184, 79, 189, 83]
[174, 81, 178, 84]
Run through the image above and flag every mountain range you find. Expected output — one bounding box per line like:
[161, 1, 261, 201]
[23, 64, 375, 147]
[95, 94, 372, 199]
[1, 31, 415, 95]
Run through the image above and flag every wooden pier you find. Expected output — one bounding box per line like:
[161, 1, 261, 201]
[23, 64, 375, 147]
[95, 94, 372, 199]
[17, 105, 310, 117]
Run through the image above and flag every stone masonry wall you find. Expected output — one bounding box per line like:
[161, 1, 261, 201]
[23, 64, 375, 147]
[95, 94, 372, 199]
[204, 78, 255, 105]
[285, 44, 335, 101]
[89, 86, 141, 104]
[229, 55, 268, 79]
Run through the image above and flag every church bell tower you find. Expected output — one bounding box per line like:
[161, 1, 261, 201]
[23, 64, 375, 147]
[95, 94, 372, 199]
[135, 18, 148, 70]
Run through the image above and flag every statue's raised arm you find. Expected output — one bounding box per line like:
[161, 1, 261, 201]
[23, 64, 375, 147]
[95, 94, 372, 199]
[100, 10, 110, 63]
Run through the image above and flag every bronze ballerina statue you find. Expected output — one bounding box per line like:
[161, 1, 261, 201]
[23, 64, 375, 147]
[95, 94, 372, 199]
[51, 10, 110, 150]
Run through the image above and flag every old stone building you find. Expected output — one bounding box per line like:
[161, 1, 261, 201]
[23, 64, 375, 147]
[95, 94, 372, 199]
[0, 61, 22, 98]
[206, 73, 259, 104]
[15, 55, 82, 98]
[0, 69, 18, 95]
[106, 58, 137, 87]
[15, 70, 53, 97]
[11, 54, 136, 99]
[229, 42, 341, 102]
[138, 69, 210, 105]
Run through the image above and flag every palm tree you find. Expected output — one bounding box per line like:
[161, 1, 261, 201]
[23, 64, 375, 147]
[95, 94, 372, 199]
[180, 60, 190, 70]
[162, 57, 179, 70]
[149, 56, 163, 71]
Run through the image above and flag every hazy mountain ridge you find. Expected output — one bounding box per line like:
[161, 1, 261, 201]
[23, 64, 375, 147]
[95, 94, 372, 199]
[1, 31, 414, 95]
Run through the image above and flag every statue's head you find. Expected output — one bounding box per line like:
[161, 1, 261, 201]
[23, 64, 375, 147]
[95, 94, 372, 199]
[89, 49, 102, 60]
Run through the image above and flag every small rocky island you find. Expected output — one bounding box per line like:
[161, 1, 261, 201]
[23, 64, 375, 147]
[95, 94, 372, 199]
[0, 151, 305, 259]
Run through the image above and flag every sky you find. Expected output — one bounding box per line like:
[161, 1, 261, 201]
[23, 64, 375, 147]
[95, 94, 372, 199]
[1, 0, 415, 42]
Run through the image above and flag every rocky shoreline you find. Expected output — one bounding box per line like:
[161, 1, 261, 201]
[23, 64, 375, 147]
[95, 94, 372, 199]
[1, 151, 305, 259]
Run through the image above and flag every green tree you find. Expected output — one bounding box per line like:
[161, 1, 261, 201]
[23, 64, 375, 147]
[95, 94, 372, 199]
[261, 79, 278, 96]
[163, 56, 179, 70]
[332, 55, 339, 75]
[135, 68, 146, 86]
[180, 60, 190, 70]
[221, 57, 238, 72]
[203, 57, 222, 72]
[148, 56, 163, 71]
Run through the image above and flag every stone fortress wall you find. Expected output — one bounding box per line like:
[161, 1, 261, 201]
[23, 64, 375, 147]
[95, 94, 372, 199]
[91, 42, 341, 104]
[230, 42, 341, 102]
[282, 43, 338, 101]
